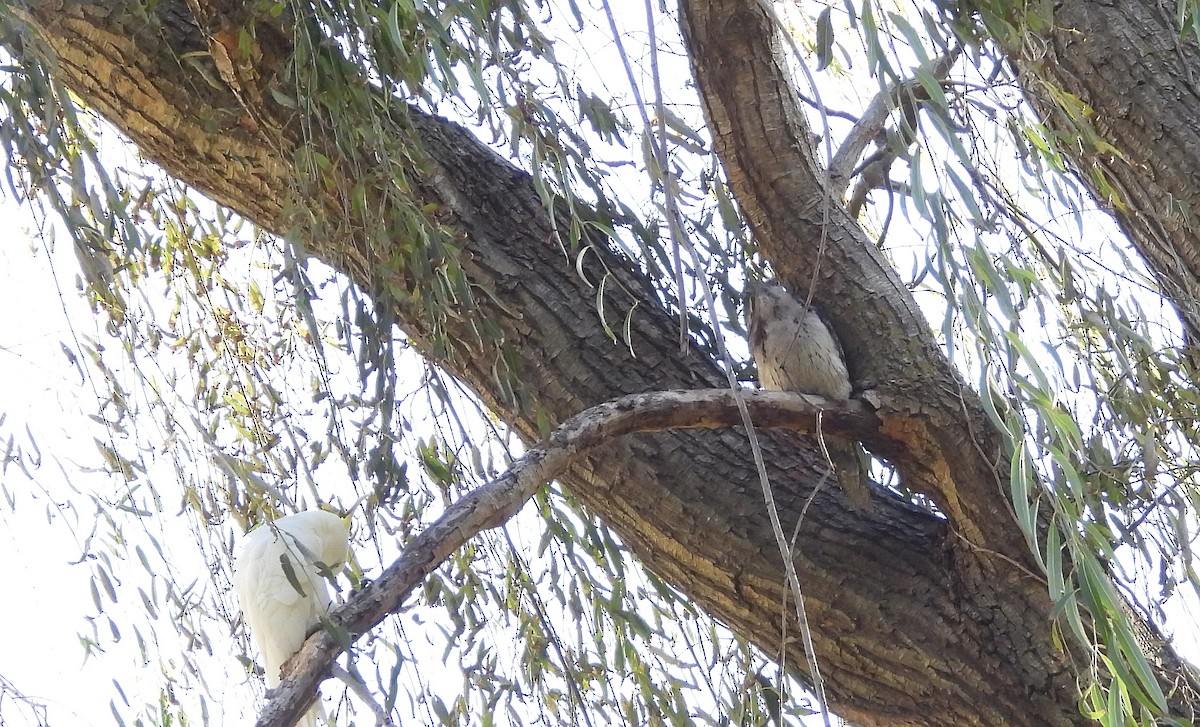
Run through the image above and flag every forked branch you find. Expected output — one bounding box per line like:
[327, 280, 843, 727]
[829, 47, 961, 200]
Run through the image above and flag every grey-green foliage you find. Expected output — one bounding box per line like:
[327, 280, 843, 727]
[0, 1, 794, 725]
[0, 0, 1198, 725]
[831, 3, 1198, 723]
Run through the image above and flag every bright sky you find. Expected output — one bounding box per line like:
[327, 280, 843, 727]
[3, 3, 1200, 725]
[0, 201, 409, 725]
[0, 203, 151, 725]
[0, 198, 436, 725]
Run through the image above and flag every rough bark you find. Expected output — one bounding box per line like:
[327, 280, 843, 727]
[976, 0, 1200, 351]
[4, 1, 1196, 726]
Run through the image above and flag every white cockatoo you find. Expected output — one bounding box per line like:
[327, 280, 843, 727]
[234, 509, 351, 727]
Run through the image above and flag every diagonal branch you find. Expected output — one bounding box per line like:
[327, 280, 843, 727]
[256, 389, 885, 727]
[678, 0, 1024, 560]
[828, 47, 961, 198]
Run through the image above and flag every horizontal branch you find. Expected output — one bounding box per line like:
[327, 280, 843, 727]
[256, 387, 884, 727]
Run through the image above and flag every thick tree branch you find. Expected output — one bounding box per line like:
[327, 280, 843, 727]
[258, 389, 886, 727]
[678, 0, 1199, 720]
[678, 0, 1024, 566]
[969, 1, 1200, 350]
[11, 1, 1195, 724]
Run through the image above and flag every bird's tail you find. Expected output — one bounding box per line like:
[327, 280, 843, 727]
[829, 441, 872, 511]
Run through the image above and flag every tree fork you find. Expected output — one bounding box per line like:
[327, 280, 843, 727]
[6, 1, 1195, 724]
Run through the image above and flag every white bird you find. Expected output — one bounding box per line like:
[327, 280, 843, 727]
[746, 281, 872, 510]
[234, 510, 351, 727]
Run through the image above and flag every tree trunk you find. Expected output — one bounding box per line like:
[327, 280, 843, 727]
[975, 0, 1200, 351]
[6, 1, 1196, 725]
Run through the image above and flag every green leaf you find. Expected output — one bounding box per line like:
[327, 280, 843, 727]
[815, 7, 835, 71]
[279, 553, 308, 598]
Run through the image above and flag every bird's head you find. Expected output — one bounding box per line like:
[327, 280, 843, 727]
[289, 509, 352, 568]
[744, 279, 792, 335]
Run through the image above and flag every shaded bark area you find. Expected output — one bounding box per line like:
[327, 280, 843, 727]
[5, 1, 1194, 725]
[676, 0, 1091, 722]
[978, 0, 1200, 350]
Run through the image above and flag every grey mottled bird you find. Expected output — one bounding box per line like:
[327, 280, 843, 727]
[746, 281, 872, 509]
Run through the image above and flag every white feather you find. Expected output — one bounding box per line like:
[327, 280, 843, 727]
[234, 510, 350, 727]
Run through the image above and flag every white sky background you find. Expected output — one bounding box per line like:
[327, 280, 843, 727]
[0, 205, 156, 725]
[0, 203, 250, 726]
[3, 1, 1200, 725]
[0, 206, 493, 725]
